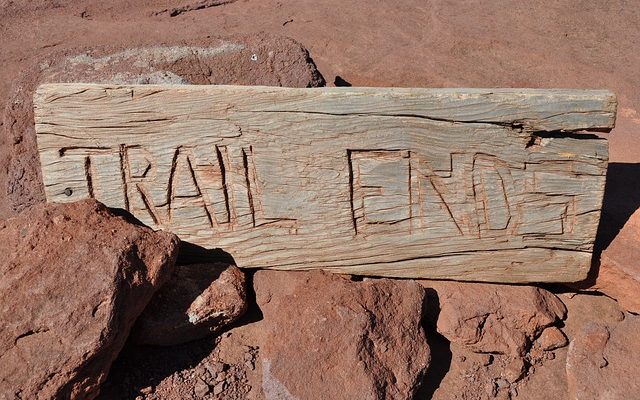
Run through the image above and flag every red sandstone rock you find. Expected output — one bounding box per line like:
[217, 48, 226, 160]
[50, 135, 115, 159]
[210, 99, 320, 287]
[560, 293, 626, 338]
[420, 281, 566, 356]
[536, 326, 568, 351]
[99, 325, 260, 400]
[131, 263, 247, 346]
[98, 271, 430, 399]
[253, 271, 430, 400]
[565, 316, 640, 399]
[595, 208, 640, 313]
[431, 294, 628, 400]
[430, 341, 561, 400]
[560, 293, 640, 400]
[0, 199, 179, 400]
[511, 293, 632, 400]
[510, 347, 569, 400]
[1, 34, 325, 218]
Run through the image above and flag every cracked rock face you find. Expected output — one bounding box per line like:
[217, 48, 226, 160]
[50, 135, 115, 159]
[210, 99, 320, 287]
[0, 199, 179, 400]
[253, 270, 430, 400]
[131, 263, 247, 346]
[1, 34, 325, 219]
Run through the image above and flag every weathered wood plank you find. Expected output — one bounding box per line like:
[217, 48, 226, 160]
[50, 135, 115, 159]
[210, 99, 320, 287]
[34, 84, 614, 282]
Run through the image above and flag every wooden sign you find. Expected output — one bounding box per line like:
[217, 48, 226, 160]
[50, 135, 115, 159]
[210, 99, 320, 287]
[34, 84, 615, 282]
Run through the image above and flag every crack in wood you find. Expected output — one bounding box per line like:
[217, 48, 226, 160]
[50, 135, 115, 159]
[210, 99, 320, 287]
[119, 145, 130, 211]
[242, 147, 256, 228]
[84, 155, 94, 198]
[244, 109, 529, 130]
[215, 145, 232, 224]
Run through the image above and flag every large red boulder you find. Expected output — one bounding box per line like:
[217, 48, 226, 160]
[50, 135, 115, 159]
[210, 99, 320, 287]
[0, 199, 179, 399]
[253, 271, 430, 400]
[420, 281, 566, 357]
[96, 270, 431, 400]
[594, 208, 640, 313]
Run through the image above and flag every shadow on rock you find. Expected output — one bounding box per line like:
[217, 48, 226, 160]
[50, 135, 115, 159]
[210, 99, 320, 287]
[97, 337, 218, 400]
[130, 244, 248, 346]
[417, 328, 453, 398]
[577, 162, 640, 288]
[177, 241, 237, 266]
[98, 253, 261, 398]
[415, 286, 452, 398]
[594, 162, 640, 255]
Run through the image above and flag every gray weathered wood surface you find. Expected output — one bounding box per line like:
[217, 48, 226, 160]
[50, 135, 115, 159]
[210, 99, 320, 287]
[34, 84, 615, 282]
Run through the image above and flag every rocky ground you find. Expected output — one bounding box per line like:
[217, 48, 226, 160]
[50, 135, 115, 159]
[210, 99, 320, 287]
[1, 1, 639, 399]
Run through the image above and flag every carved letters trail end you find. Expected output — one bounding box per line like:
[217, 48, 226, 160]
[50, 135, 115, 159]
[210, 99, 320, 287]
[34, 84, 616, 282]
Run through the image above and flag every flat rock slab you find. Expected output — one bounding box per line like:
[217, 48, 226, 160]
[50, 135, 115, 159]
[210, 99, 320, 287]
[34, 84, 615, 281]
[253, 270, 430, 400]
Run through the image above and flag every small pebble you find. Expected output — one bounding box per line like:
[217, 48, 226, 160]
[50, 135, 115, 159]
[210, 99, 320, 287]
[495, 378, 510, 389]
[214, 382, 225, 395]
[140, 386, 153, 395]
[537, 326, 568, 351]
[504, 358, 525, 383]
[479, 353, 493, 366]
[194, 378, 210, 397]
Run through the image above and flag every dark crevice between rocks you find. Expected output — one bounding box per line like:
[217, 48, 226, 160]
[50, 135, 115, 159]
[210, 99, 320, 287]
[414, 286, 453, 399]
[176, 241, 237, 266]
[334, 75, 352, 87]
[416, 326, 452, 399]
[234, 269, 264, 325]
[98, 245, 263, 399]
[98, 336, 218, 399]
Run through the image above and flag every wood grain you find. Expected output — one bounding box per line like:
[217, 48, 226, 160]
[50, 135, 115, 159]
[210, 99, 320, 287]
[34, 84, 615, 282]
